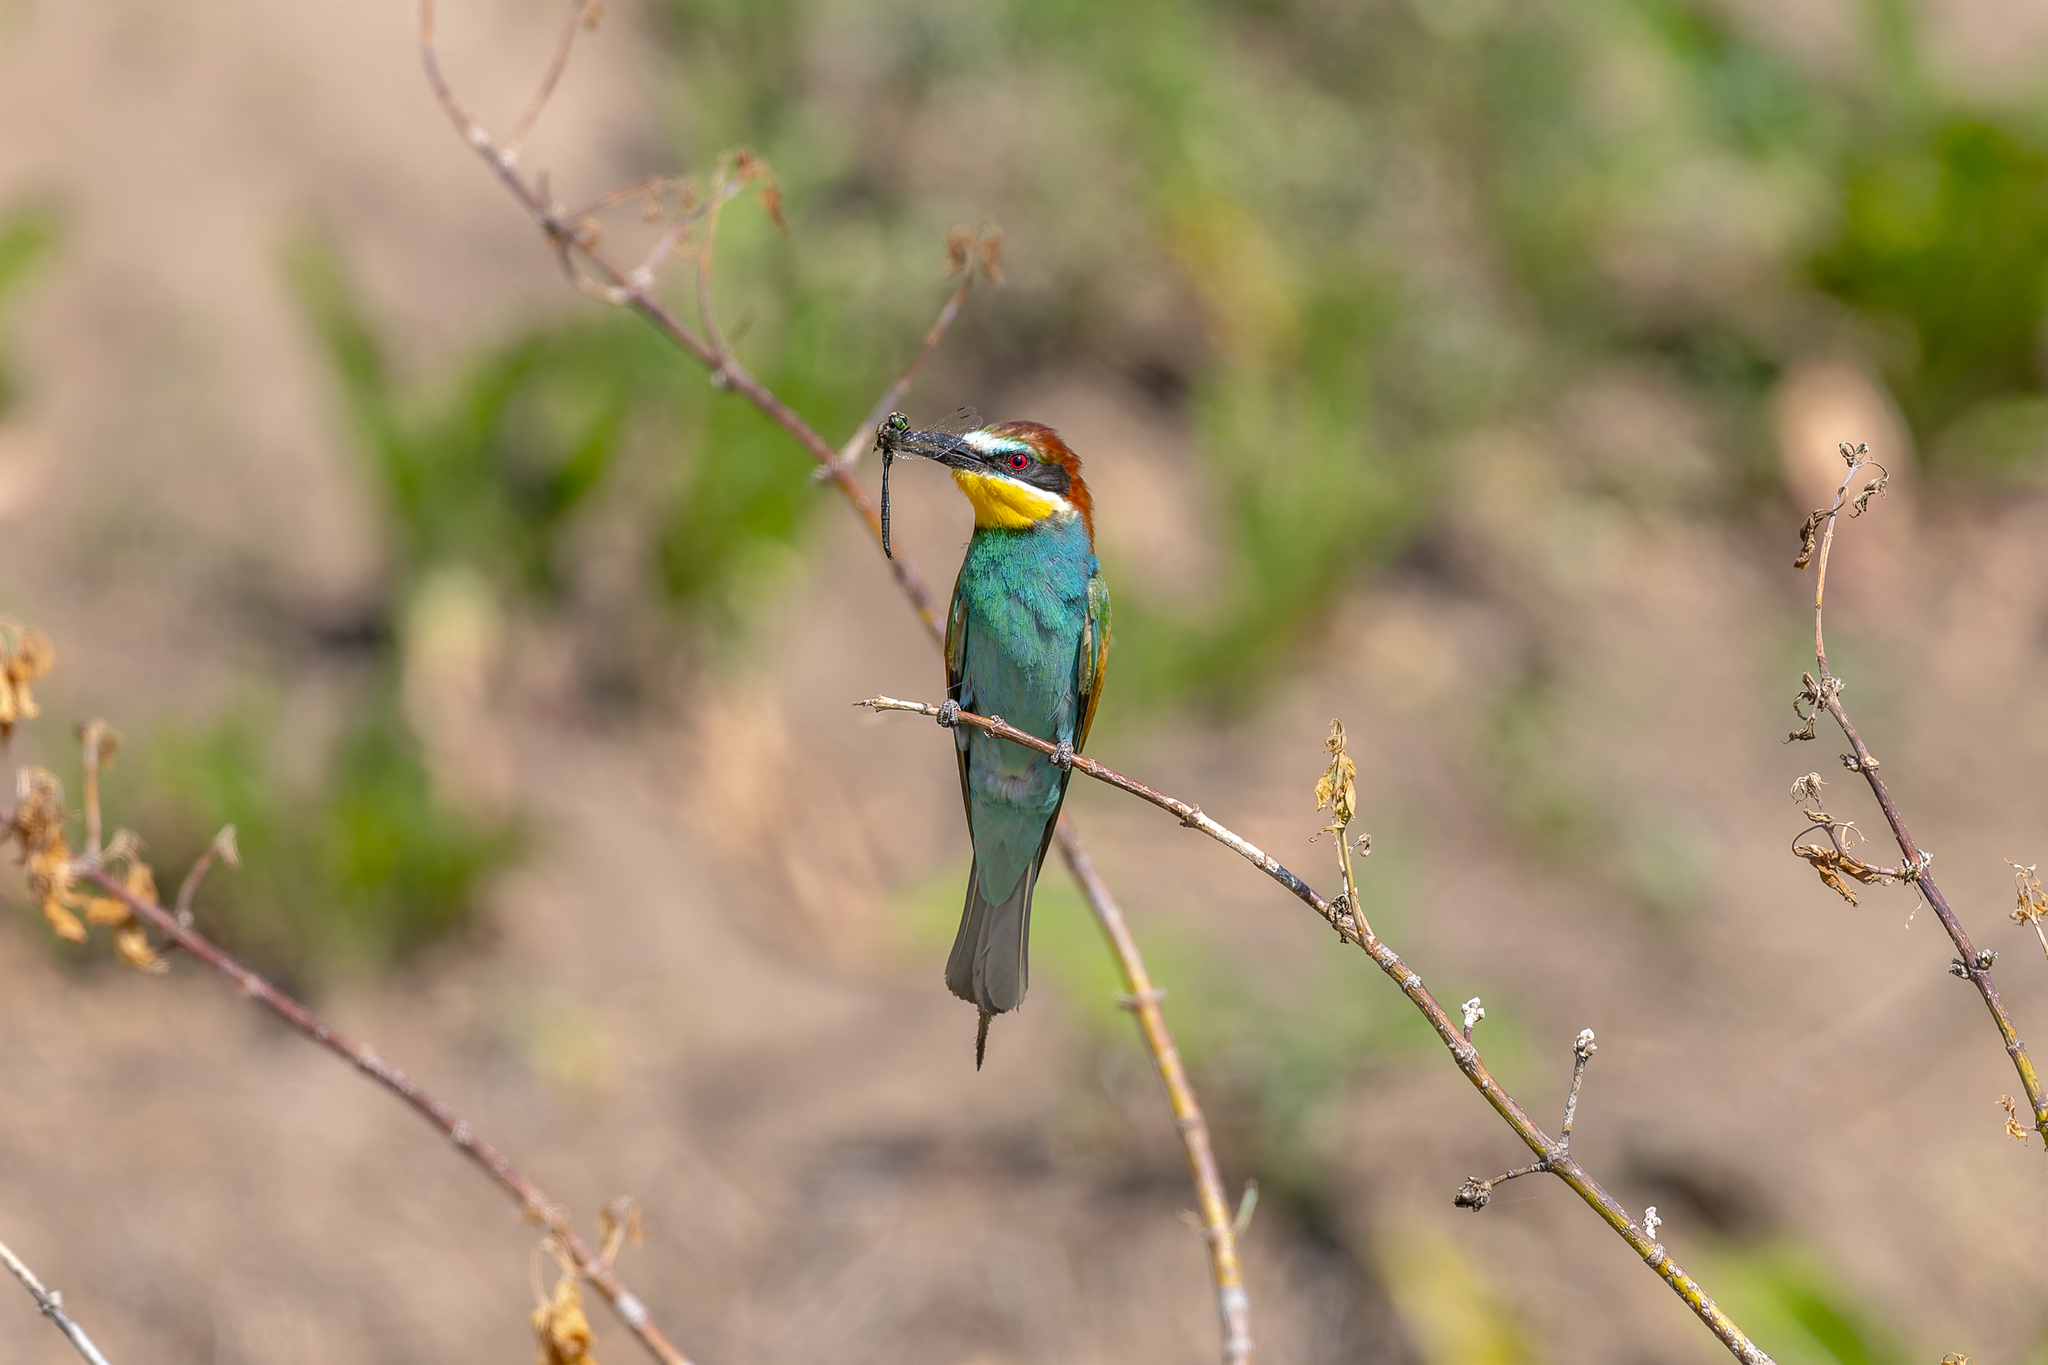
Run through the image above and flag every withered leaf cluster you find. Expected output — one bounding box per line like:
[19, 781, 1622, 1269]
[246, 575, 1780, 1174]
[1311, 718, 1357, 841]
[1793, 507, 1829, 570]
[6, 766, 166, 970]
[1786, 672, 1840, 744]
[1999, 1095, 2033, 1148]
[0, 619, 53, 738]
[1793, 840, 1897, 907]
[2007, 861, 2047, 927]
[82, 832, 167, 973]
[943, 222, 1005, 284]
[8, 766, 78, 941]
[531, 1265, 595, 1365]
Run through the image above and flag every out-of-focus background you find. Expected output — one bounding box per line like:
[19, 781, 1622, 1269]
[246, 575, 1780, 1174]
[3, 0, 2048, 1360]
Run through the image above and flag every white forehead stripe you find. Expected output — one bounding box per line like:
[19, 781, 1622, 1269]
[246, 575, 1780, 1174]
[961, 429, 1027, 456]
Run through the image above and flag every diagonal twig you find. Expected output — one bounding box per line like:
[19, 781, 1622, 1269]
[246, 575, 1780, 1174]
[0, 1235, 115, 1365]
[1797, 445, 2048, 1148]
[67, 858, 694, 1365]
[417, 7, 1253, 1358]
[858, 695, 1776, 1365]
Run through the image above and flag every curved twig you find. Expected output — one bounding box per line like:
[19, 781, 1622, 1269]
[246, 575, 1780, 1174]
[69, 860, 694, 1365]
[0, 1236, 114, 1365]
[417, 6, 1252, 1358]
[1801, 448, 2048, 1147]
[858, 696, 1776, 1365]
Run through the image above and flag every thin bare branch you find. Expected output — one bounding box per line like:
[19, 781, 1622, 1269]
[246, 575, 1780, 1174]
[695, 184, 732, 379]
[0, 1236, 114, 1365]
[1798, 445, 2048, 1150]
[416, 13, 1255, 1358]
[507, 0, 600, 160]
[856, 695, 1774, 1365]
[1560, 1028, 1597, 1153]
[77, 719, 112, 862]
[69, 859, 694, 1365]
[419, 0, 948, 637]
[172, 823, 239, 927]
[1059, 829, 1252, 1363]
[826, 267, 978, 477]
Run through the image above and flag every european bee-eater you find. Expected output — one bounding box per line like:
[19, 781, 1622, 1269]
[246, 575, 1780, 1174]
[878, 413, 1110, 1067]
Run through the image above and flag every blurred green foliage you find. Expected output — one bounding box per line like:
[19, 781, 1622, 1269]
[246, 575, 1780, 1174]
[138, 695, 517, 986]
[638, 0, 2048, 708]
[1697, 1243, 1905, 1365]
[0, 200, 59, 419]
[284, 233, 683, 602]
[1818, 117, 2048, 476]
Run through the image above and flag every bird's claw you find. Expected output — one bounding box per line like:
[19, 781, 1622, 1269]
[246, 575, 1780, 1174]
[936, 699, 960, 728]
[1052, 741, 1074, 770]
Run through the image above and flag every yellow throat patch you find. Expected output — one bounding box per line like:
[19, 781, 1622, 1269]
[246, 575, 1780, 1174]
[951, 469, 1068, 529]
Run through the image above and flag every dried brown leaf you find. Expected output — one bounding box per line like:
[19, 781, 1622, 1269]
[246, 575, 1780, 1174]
[1793, 508, 1828, 570]
[945, 223, 975, 278]
[1999, 1095, 2031, 1147]
[532, 1268, 595, 1365]
[978, 225, 1004, 284]
[1311, 719, 1357, 839]
[41, 895, 85, 943]
[1794, 842, 1895, 905]
[113, 923, 165, 974]
[2006, 860, 2047, 926]
[83, 896, 128, 927]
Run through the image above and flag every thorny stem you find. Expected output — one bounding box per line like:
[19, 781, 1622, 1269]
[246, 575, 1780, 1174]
[1805, 461, 2048, 1149]
[858, 696, 1776, 1365]
[70, 860, 694, 1365]
[0, 1236, 115, 1365]
[415, 7, 1253, 1360]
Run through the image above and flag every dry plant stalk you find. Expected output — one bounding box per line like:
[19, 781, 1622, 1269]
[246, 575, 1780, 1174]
[859, 696, 1776, 1365]
[2007, 861, 2048, 962]
[1787, 442, 2048, 1150]
[418, 4, 1255, 1359]
[0, 710, 693, 1365]
[0, 1233, 115, 1365]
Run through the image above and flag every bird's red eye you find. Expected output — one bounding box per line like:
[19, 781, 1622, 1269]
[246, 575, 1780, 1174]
[1007, 451, 1030, 471]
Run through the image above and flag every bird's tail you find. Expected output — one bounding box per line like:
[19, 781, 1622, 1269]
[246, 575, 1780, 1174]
[946, 856, 1038, 1035]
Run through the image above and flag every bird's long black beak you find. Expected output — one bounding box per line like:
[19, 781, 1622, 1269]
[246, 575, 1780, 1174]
[883, 428, 981, 471]
[875, 413, 987, 561]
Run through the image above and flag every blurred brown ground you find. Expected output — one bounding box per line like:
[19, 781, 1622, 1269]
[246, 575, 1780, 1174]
[4, 2, 2048, 1363]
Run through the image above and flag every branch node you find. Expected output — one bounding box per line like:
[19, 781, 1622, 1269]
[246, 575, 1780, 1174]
[1643, 1204, 1662, 1238]
[1453, 1161, 1547, 1211]
[1461, 996, 1485, 1040]
[1114, 987, 1167, 1011]
[1231, 1179, 1259, 1235]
